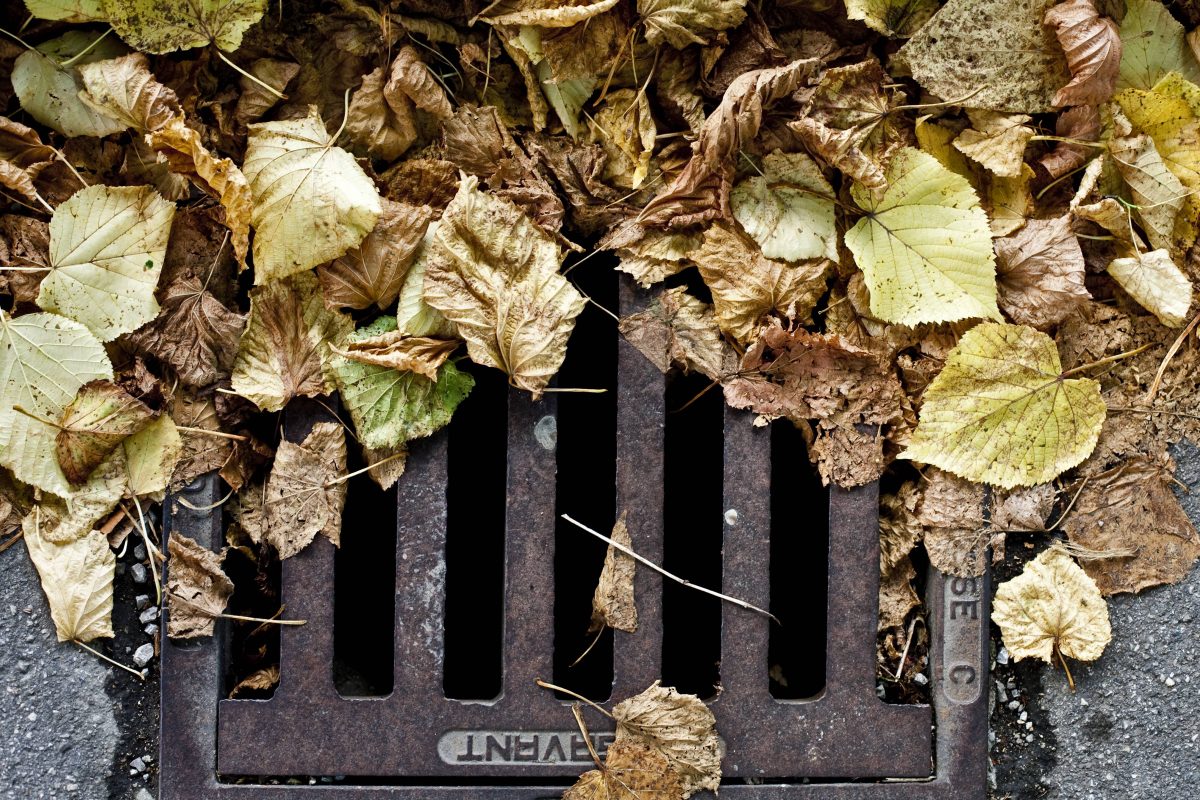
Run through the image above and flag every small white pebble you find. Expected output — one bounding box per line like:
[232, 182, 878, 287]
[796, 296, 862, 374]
[724, 509, 739, 526]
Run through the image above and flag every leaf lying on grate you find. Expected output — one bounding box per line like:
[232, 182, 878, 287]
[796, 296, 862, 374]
[264, 422, 347, 559]
[165, 532, 234, 639]
[588, 511, 638, 635]
[564, 738, 684, 800]
[612, 682, 724, 797]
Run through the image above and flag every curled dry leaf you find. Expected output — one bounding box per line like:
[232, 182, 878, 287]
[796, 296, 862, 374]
[612, 681, 723, 798]
[902, 322, 1105, 488]
[1107, 249, 1194, 328]
[168, 394, 231, 491]
[992, 547, 1111, 665]
[589, 89, 656, 190]
[422, 175, 584, 397]
[345, 66, 417, 161]
[995, 216, 1090, 330]
[11, 32, 128, 138]
[55, 380, 156, 486]
[166, 532, 234, 638]
[845, 0, 939, 37]
[235, 59, 299, 125]
[317, 199, 434, 312]
[24, 517, 114, 643]
[1044, 0, 1121, 107]
[589, 512, 638, 634]
[1063, 458, 1200, 595]
[332, 332, 458, 382]
[264, 421, 346, 559]
[78, 52, 181, 134]
[952, 112, 1036, 178]
[618, 286, 730, 381]
[638, 0, 747, 49]
[614, 231, 701, 288]
[1040, 105, 1101, 179]
[990, 483, 1056, 533]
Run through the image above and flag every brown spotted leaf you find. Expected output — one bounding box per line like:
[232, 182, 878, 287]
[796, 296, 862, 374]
[264, 422, 346, 559]
[317, 199, 434, 311]
[166, 532, 234, 639]
[55, 380, 156, 485]
[588, 512, 638, 635]
[612, 681, 723, 797]
[126, 277, 245, 388]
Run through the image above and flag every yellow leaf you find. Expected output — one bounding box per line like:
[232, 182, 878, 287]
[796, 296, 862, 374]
[731, 151, 837, 262]
[103, 0, 266, 54]
[901, 322, 1105, 488]
[1106, 248, 1193, 327]
[845, 0, 939, 38]
[24, 515, 114, 643]
[55, 380, 155, 485]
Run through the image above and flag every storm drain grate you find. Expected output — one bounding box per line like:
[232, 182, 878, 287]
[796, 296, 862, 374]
[159, 279, 989, 799]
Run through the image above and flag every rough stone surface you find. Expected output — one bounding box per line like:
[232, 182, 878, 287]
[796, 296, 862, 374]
[0, 546, 119, 800]
[132, 644, 155, 669]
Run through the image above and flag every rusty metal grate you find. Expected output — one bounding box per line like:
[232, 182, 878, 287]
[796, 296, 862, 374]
[159, 279, 989, 799]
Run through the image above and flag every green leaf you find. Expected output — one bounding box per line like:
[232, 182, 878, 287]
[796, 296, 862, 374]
[332, 317, 474, 450]
[24, 0, 106, 22]
[845, 147, 1000, 325]
[901, 322, 1105, 488]
[1116, 0, 1200, 90]
[0, 311, 113, 497]
[11, 32, 128, 138]
[124, 414, 182, 498]
[38, 185, 175, 342]
[845, 0, 939, 37]
[731, 151, 837, 263]
[103, 0, 266, 54]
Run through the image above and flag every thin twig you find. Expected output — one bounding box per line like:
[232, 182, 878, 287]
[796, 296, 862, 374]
[1045, 477, 1088, 531]
[216, 49, 285, 99]
[1146, 311, 1200, 405]
[535, 679, 615, 719]
[0, 530, 24, 555]
[893, 617, 920, 680]
[571, 704, 604, 770]
[74, 640, 145, 681]
[169, 593, 307, 626]
[561, 514, 780, 624]
[1059, 343, 1154, 379]
[176, 425, 249, 442]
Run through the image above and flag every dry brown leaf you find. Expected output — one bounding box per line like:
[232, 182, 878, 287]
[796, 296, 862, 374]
[385, 45, 454, 122]
[78, 53, 181, 133]
[264, 422, 347, 559]
[618, 286, 730, 381]
[1044, 0, 1121, 107]
[879, 556, 919, 630]
[345, 66, 416, 161]
[1064, 458, 1200, 595]
[168, 394, 232, 491]
[690, 224, 829, 345]
[332, 332, 458, 382]
[613, 231, 700, 288]
[364, 443, 407, 491]
[0, 214, 49, 304]
[995, 216, 1091, 329]
[230, 665, 280, 697]
[563, 739, 683, 800]
[166, 532, 234, 639]
[917, 468, 987, 578]
[953, 111, 1036, 178]
[422, 175, 584, 397]
[317, 199, 434, 311]
[126, 277, 246, 388]
[589, 512, 638, 634]
[612, 681, 722, 797]
[55, 380, 156, 486]
[991, 484, 1056, 532]
[880, 482, 922, 572]
[1040, 105, 1101, 179]
[235, 59, 299, 126]
[0, 115, 54, 167]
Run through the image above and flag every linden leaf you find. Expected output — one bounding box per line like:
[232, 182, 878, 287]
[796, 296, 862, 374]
[230, 271, 353, 412]
[25, 449, 127, 545]
[55, 380, 156, 486]
[331, 333, 457, 382]
[992, 547, 1111, 664]
[564, 740, 683, 800]
[952, 112, 1036, 178]
[103, 0, 266, 54]
[264, 421, 346, 558]
[614, 231, 701, 289]
[612, 681, 723, 797]
[0, 311, 113, 497]
[242, 107, 382, 284]
[1116, 0, 1200, 90]
[77, 52, 180, 133]
[1107, 248, 1194, 327]
[637, 0, 747, 49]
[995, 216, 1090, 330]
[731, 151, 837, 263]
[11, 32, 128, 138]
[316, 199, 434, 311]
[477, 0, 621, 27]
[589, 89, 656, 190]
[589, 512, 637, 635]
[123, 414, 181, 498]
[845, 147, 1000, 326]
[917, 467, 987, 577]
[422, 175, 584, 397]
[1044, 0, 1121, 106]
[901, 322, 1105, 488]
[395, 226, 457, 338]
[331, 317, 474, 450]
[23, 520, 114, 643]
[166, 532, 234, 638]
[845, 0, 939, 37]
[25, 0, 106, 22]
[618, 286, 730, 381]
[1109, 128, 1192, 255]
[38, 184, 175, 342]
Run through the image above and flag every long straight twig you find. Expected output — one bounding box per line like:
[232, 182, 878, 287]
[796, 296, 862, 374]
[74, 640, 145, 680]
[560, 514, 780, 624]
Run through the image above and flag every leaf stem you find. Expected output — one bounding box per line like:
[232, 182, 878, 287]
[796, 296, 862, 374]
[1029, 135, 1106, 148]
[59, 28, 113, 68]
[1058, 343, 1153, 379]
[323, 450, 407, 488]
[535, 679, 615, 719]
[1055, 644, 1076, 692]
[176, 425, 249, 442]
[216, 49, 286, 99]
[73, 640, 145, 680]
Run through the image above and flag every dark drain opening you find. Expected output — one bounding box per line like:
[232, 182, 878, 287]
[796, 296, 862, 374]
[768, 420, 828, 699]
[662, 371, 723, 700]
[444, 366, 508, 701]
[553, 264, 618, 701]
[333, 446, 397, 697]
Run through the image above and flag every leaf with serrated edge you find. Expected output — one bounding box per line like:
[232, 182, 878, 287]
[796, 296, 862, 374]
[731, 151, 837, 262]
[103, 0, 266, 53]
[264, 422, 345, 558]
[55, 380, 155, 485]
[166, 532, 233, 638]
[901, 322, 1105, 488]
[612, 681, 723, 797]
[24, 516, 114, 642]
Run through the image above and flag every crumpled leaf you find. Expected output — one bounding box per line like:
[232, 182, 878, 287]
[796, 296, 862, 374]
[589, 88, 656, 190]
[0, 311, 113, 497]
[731, 151, 837, 263]
[26, 449, 127, 545]
[168, 394, 231, 491]
[123, 414, 181, 498]
[345, 66, 416, 161]
[952, 111, 1036, 178]
[589, 512, 637, 634]
[317, 199, 434, 311]
[1109, 127, 1192, 255]
[845, 147, 1000, 325]
[611, 681, 723, 797]
[917, 468, 987, 577]
[235, 58, 299, 125]
[12, 32, 128, 138]
[898, 0, 1070, 113]
[332, 332, 457, 382]
[264, 421, 346, 558]
[991, 484, 1056, 533]
[166, 532, 234, 638]
[38, 184, 175, 342]
[901, 322, 1106, 488]
[638, 0, 747, 48]
[1106, 248, 1193, 327]
[422, 175, 584, 397]
[563, 739, 683, 800]
[230, 271, 353, 412]
[1063, 458, 1200, 595]
[242, 107, 382, 283]
[78, 52, 180, 133]
[125, 277, 246, 388]
[1117, 0, 1200, 90]
[995, 216, 1090, 330]
[55, 380, 155, 485]
[1044, 0, 1121, 106]
[992, 547, 1111, 664]
[23, 517, 114, 643]
[104, 0, 266, 53]
[618, 286, 729, 381]
[614, 231, 700, 288]
[332, 316, 474, 450]
[690, 224, 829, 345]
[395, 225, 457, 338]
[845, 0, 939, 37]
[1041, 105, 1101, 179]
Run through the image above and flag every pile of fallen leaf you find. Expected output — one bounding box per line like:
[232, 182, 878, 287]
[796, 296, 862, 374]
[3, 0, 1200, 789]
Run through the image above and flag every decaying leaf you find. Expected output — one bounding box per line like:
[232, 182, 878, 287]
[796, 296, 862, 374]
[953, 112, 1036, 178]
[902, 322, 1105, 488]
[589, 89, 656, 190]
[317, 199, 434, 311]
[24, 514, 114, 643]
[332, 332, 458, 382]
[618, 286, 729, 381]
[589, 512, 638, 634]
[612, 681, 723, 797]
[1044, 0, 1121, 106]
[846, 0, 938, 37]
[11, 32, 128, 138]
[995, 216, 1090, 330]
[54, 380, 156, 485]
[78, 52, 181, 133]
[563, 739, 683, 800]
[637, 0, 747, 49]
[104, 0, 267, 54]
[991, 483, 1056, 533]
[614, 231, 701, 288]
[1106, 248, 1193, 328]
[1108, 128, 1192, 256]
[166, 532, 234, 638]
[38, 184, 174, 343]
[731, 151, 837, 263]
[1063, 458, 1200, 595]
[422, 175, 584, 397]
[845, 147, 1000, 326]
[264, 422, 346, 559]
[992, 547, 1111, 665]
[917, 468, 987, 577]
